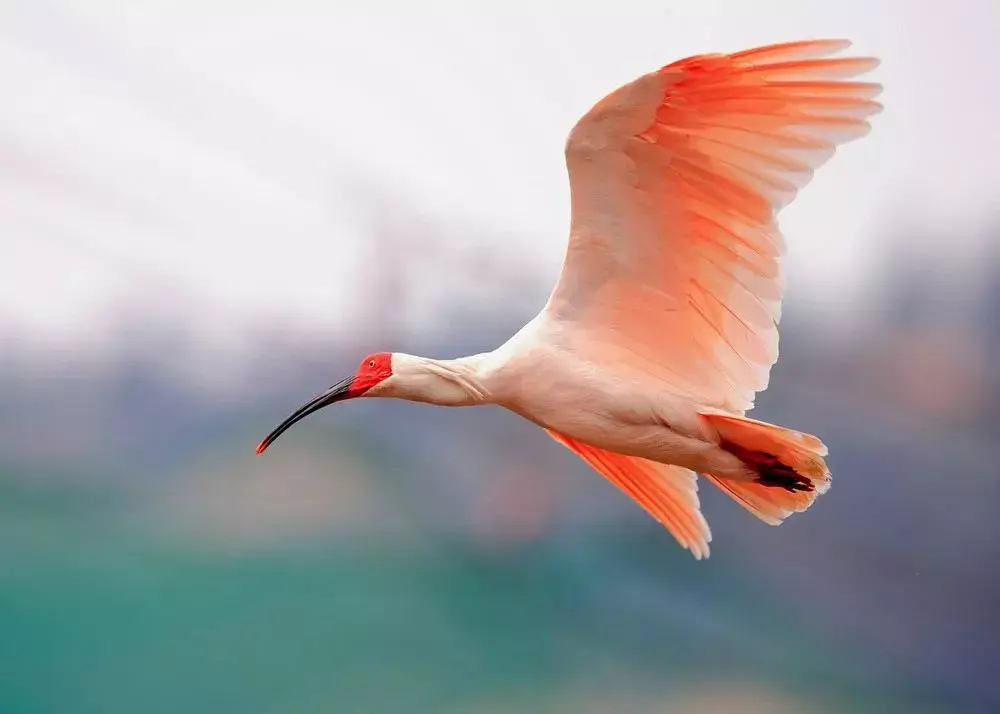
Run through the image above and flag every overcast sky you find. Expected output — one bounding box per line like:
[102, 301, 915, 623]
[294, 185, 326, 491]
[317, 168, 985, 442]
[1, 0, 997, 347]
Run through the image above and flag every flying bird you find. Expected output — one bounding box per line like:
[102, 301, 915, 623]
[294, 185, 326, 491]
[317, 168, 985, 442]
[257, 39, 882, 559]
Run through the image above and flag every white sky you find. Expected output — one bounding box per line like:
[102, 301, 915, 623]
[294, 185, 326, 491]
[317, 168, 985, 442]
[1, 0, 997, 346]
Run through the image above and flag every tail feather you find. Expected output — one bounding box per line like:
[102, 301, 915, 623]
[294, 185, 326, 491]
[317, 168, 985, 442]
[699, 411, 831, 525]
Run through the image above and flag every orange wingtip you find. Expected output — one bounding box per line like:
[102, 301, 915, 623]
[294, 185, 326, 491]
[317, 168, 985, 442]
[255, 441, 268, 455]
[545, 430, 711, 559]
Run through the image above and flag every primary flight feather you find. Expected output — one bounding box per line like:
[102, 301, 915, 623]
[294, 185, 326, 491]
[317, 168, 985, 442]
[257, 39, 882, 559]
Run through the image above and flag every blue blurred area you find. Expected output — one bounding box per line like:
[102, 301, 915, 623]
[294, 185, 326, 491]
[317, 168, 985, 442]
[1, 222, 998, 714]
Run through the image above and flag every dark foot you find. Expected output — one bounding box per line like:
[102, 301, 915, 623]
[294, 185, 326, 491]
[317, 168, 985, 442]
[753, 452, 815, 493]
[720, 439, 816, 493]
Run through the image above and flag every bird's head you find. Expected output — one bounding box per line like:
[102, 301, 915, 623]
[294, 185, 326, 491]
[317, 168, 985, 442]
[255, 351, 486, 454]
[255, 351, 394, 454]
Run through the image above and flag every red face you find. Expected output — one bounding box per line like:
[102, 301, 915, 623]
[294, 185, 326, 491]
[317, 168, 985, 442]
[255, 351, 393, 454]
[350, 352, 394, 396]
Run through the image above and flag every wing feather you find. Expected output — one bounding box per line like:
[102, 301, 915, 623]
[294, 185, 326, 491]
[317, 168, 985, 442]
[548, 39, 881, 412]
[546, 430, 711, 559]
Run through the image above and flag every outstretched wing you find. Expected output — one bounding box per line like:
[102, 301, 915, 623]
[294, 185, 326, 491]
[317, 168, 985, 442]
[546, 39, 881, 412]
[546, 430, 711, 559]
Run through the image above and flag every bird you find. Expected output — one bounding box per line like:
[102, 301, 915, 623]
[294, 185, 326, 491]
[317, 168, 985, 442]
[256, 39, 882, 559]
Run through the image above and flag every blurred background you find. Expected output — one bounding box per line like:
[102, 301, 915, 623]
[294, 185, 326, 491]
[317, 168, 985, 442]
[2, 2, 998, 713]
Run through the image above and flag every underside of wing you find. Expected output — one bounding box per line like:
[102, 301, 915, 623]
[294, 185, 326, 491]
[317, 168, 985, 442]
[546, 429, 711, 559]
[550, 39, 882, 412]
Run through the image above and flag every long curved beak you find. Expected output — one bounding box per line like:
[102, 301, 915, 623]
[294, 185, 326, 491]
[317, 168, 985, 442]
[256, 376, 355, 454]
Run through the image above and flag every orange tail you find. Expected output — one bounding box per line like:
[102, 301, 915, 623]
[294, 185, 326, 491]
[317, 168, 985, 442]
[699, 412, 831, 526]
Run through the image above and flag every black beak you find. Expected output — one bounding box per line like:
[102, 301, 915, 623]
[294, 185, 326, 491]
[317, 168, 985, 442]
[256, 376, 355, 454]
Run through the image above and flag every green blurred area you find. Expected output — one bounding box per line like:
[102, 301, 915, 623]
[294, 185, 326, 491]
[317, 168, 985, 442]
[0, 464, 968, 714]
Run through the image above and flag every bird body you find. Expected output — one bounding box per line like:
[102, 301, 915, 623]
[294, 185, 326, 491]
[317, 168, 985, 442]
[258, 39, 882, 559]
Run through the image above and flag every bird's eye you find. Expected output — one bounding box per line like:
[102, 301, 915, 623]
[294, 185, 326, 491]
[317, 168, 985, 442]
[368, 360, 376, 368]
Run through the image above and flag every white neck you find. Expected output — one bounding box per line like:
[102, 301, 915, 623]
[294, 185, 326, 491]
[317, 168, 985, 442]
[372, 352, 493, 406]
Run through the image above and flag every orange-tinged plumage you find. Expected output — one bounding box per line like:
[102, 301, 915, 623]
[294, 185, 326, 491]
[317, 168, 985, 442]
[258, 40, 881, 560]
[547, 430, 712, 559]
[553, 38, 881, 415]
